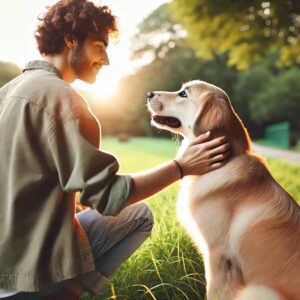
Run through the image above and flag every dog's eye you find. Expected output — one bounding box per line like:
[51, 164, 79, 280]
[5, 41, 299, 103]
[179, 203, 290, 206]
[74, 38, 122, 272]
[178, 90, 187, 98]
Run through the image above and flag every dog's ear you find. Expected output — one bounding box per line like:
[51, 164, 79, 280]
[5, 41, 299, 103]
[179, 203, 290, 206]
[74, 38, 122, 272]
[193, 91, 230, 137]
[193, 90, 251, 155]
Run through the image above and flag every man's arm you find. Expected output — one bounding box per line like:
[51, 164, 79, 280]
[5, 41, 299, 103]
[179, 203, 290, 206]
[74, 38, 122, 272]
[127, 160, 181, 205]
[127, 132, 229, 205]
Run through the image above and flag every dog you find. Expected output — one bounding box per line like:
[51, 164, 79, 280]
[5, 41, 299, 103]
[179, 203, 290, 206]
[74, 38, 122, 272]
[147, 80, 300, 300]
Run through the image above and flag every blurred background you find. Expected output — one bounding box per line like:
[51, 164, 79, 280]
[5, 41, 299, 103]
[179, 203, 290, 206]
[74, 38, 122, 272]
[1, 0, 299, 149]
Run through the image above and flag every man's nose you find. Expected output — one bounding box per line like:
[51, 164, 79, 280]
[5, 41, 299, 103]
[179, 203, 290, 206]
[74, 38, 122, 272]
[102, 50, 109, 65]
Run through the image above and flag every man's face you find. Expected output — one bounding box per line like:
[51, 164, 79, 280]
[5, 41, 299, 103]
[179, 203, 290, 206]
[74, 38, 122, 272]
[70, 36, 109, 84]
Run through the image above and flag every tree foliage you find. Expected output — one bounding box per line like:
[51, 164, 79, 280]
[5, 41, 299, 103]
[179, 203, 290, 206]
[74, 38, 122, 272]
[130, 3, 186, 61]
[171, 0, 300, 69]
[232, 60, 275, 137]
[250, 67, 300, 130]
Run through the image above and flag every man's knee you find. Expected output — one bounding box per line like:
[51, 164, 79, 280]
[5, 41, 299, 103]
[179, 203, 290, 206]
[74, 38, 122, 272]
[126, 202, 154, 233]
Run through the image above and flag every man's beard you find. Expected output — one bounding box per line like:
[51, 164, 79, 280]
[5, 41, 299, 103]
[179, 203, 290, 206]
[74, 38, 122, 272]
[70, 43, 95, 83]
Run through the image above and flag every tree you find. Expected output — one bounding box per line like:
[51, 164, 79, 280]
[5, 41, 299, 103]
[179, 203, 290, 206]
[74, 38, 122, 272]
[250, 67, 300, 131]
[232, 63, 274, 137]
[131, 3, 186, 62]
[171, 0, 300, 69]
[0, 62, 21, 87]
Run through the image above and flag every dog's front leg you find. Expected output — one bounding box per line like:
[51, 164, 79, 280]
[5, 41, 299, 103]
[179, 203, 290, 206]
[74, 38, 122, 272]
[205, 253, 229, 300]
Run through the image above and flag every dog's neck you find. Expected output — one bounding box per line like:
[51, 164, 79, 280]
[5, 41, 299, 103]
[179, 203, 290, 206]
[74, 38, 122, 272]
[190, 106, 252, 158]
[223, 112, 252, 156]
[187, 125, 251, 158]
[190, 93, 252, 157]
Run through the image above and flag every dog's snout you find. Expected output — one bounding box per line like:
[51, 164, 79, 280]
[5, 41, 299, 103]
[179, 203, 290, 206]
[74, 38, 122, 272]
[147, 92, 155, 101]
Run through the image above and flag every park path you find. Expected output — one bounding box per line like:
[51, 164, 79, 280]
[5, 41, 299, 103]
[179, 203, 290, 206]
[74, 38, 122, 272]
[252, 143, 300, 166]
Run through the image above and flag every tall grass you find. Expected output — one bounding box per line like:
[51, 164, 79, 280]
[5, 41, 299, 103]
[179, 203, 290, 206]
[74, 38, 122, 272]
[81, 137, 300, 300]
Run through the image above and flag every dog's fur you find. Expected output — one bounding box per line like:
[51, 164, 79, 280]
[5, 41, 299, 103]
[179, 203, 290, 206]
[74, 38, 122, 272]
[147, 80, 300, 300]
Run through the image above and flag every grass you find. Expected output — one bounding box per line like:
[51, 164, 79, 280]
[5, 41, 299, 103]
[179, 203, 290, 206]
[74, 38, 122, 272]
[81, 137, 300, 300]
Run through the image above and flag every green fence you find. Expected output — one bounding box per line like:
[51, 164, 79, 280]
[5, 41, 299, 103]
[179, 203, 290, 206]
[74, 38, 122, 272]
[265, 121, 290, 148]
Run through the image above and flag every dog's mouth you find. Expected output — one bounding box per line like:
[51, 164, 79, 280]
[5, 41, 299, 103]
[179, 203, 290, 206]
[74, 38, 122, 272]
[152, 115, 182, 128]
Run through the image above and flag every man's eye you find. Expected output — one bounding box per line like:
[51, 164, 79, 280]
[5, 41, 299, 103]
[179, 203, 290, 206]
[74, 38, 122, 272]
[178, 90, 187, 98]
[96, 43, 106, 50]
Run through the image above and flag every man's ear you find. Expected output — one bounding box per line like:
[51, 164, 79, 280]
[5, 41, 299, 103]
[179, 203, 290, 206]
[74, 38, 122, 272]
[64, 35, 78, 49]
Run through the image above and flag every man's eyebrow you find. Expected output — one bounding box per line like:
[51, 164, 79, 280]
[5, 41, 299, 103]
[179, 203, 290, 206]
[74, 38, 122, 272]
[95, 39, 108, 47]
[92, 35, 108, 47]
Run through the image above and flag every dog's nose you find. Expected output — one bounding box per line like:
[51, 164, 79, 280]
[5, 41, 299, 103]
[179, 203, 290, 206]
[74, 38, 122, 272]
[147, 92, 155, 101]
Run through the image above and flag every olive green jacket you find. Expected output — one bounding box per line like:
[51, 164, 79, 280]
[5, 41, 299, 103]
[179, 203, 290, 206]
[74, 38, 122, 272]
[0, 61, 132, 292]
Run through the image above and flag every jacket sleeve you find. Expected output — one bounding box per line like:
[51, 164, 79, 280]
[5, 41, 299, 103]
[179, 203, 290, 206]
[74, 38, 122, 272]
[44, 115, 133, 216]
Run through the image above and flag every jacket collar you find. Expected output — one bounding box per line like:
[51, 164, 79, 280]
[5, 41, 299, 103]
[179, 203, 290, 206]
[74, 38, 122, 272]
[23, 60, 62, 78]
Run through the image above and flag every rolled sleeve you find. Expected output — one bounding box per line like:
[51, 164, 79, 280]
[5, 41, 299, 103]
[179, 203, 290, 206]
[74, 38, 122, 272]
[45, 116, 133, 216]
[100, 174, 133, 215]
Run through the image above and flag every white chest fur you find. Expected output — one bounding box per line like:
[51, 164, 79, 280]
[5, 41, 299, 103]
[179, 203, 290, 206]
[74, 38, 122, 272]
[176, 139, 231, 254]
[177, 176, 229, 255]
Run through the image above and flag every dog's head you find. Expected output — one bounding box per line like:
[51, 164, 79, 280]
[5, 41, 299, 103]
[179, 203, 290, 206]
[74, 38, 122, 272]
[147, 80, 251, 154]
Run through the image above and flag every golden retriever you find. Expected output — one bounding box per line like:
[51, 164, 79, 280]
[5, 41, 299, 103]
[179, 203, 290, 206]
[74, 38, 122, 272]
[147, 80, 300, 300]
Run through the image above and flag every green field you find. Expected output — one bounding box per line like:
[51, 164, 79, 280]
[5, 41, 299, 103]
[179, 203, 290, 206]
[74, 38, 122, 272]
[81, 137, 300, 300]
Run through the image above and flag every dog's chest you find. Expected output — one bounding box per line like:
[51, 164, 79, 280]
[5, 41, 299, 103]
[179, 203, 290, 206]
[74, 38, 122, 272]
[177, 177, 229, 250]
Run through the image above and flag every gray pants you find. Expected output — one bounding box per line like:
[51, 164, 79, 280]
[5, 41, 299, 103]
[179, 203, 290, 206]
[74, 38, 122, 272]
[9, 202, 154, 299]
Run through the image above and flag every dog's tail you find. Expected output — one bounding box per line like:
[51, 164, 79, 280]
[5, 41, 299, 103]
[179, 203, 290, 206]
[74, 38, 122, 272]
[235, 285, 285, 300]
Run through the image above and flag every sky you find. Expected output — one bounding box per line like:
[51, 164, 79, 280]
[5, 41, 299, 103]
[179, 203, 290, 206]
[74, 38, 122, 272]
[0, 0, 168, 97]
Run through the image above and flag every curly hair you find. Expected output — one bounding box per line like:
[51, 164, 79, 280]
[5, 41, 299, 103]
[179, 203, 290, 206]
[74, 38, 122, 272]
[35, 0, 118, 55]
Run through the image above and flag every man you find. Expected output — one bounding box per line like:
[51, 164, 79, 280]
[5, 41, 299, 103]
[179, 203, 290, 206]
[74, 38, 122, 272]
[0, 1, 229, 299]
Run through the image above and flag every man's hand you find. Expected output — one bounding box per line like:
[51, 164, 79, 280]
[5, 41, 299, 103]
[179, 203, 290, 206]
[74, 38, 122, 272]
[175, 132, 230, 176]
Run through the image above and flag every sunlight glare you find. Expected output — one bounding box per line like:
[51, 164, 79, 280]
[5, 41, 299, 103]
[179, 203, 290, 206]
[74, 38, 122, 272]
[73, 43, 130, 100]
